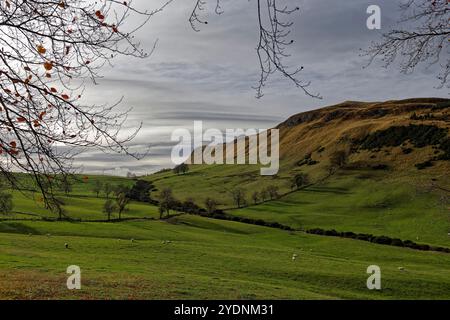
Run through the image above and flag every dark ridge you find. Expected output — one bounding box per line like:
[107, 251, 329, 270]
[277, 98, 450, 128]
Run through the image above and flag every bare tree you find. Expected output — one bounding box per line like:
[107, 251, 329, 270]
[103, 199, 116, 221]
[159, 187, 175, 218]
[291, 172, 310, 190]
[205, 197, 218, 214]
[0, 0, 169, 214]
[260, 188, 269, 202]
[92, 180, 103, 198]
[0, 191, 13, 215]
[231, 188, 246, 208]
[103, 182, 113, 199]
[114, 184, 131, 220]
[266, 185, 279, 200]
[365, 0, 450, 88]
[59, 176, 72, 195]
[251, 191, 260, 204]
[189, 0, 320, 98]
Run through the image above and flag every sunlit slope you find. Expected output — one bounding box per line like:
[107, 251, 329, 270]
[146, 98, 450, 206]
[229, 169, 450, 247]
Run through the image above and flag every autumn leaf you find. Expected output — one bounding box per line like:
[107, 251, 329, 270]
[37, 45, 46, 54]
[44, 62, 53, 71]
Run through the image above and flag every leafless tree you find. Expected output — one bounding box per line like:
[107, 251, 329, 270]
[266, 185, 279, 200]
[205, 197, 218, 214]
[0, 0, 169, 213]
[231, 188, 246, 208]
[251, 191, 259, 204]
[189, 0, 320, 98]
[364, 0, 450, 89]
[159, 187, 175, 218]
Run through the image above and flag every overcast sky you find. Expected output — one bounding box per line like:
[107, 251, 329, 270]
[76, 0, 448, 176]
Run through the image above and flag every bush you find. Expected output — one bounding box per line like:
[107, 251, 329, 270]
[372, 164, 389, 170]
[305, 228, 449, 253]
[402, 148, 413, 154]
[360, 125, 447, 150]
[391, 238, 404, 247]
[128, 180, 154, 202]
[415, 160, 434, 170]
[0, 192, 13, 214]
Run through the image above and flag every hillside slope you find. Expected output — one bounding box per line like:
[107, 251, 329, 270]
[147, 98, 450, 204]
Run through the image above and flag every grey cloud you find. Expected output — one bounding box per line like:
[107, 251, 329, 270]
[76, 0, 447, 175]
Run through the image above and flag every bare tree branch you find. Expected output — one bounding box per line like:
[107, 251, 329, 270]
[189, 0, 320, 98]
[0, 0, 169, 214]
[364, 0, 450, 89]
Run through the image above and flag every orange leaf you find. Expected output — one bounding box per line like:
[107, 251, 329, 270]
[44, 62, 53, 71]
[37, 45, 46, 54]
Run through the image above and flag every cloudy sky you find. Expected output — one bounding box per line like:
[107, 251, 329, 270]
[76, 0, 447, 176]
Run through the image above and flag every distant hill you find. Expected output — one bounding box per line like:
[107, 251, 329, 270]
[274, 98, 450, 172]
[146, 98, 450, 206]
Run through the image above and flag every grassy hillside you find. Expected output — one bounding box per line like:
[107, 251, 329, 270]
[146, 98, 450, 207]
[0, 98, 449, 300]
[1, 215, 450, 299]
[230, 169, 450, 247]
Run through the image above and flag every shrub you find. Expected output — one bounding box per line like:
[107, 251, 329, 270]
[415, 160, 434, 170]
[402, 148, 413, 154]
[391, 238, 404, 247]
[372, 164, 389, 170]
[360, 125, 447, 150]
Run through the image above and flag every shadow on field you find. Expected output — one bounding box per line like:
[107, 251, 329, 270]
[0, 222, 41, 235]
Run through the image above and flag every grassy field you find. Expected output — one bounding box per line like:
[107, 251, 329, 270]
[0, 99, 449, 299]
[0, 170, 448, 299]
[4, 175, 159, 221]
[229, 169, 450, 247]
[1, 215, 450, 299]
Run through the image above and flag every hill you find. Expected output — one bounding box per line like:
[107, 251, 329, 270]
[146, 98, 450, 205]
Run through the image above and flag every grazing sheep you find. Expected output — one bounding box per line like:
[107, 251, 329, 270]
[46, 233, 51, 237]
[292, 254, 297, 261]
[398, 267, 405, 271]
[131, 238, 135, 243]
[65, 243, 69, 249]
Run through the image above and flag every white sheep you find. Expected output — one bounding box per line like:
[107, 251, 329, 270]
[292, 254, 298, 261]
